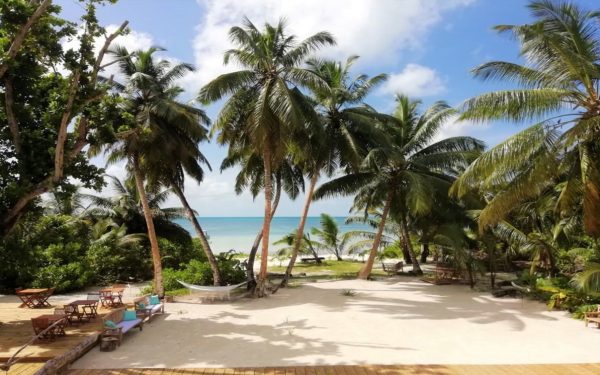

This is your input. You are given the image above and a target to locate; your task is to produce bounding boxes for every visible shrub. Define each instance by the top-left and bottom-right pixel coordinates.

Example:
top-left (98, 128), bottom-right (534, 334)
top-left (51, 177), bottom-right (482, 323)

top-left (87, 241), bottom-right (151, 285)
top-left (159, 237), bottom-right (196, 269)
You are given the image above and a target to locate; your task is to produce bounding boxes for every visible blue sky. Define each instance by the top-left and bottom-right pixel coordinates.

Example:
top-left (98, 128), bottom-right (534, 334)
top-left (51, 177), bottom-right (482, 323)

top-left (57, 0), bottom-right (596, 217)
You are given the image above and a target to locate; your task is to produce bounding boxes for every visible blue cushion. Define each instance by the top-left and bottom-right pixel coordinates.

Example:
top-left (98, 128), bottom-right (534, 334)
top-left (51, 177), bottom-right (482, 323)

top-left (104, 320), bottom-right (117, 329)
top-left (136, 302), bottom-right (145, 310)
top-left (149, 295), bottom-right (160, 305)
top-left (123, 310), bottom-right (137, 321)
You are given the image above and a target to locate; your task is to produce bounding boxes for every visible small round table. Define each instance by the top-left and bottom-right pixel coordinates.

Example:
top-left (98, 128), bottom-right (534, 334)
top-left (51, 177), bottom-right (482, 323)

top-left (100, 337), bottom-right (119, 352)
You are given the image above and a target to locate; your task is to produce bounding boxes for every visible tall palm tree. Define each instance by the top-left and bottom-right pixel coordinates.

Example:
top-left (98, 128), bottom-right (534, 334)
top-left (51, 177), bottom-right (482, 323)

top-left (92, 47), bottom-right (201, 296)
top-left (220, 146), bottom-right (304, 285)
top-left (453, 0), bottom-right (600, 237)
top-left (277, 56), bottom-right (388, 288)
top-left (129, 80), bottom-right (224, 286)
top-left (198, 18), bottom-right (335, 296)
top-left (315, 95), bottom-right (484, 278)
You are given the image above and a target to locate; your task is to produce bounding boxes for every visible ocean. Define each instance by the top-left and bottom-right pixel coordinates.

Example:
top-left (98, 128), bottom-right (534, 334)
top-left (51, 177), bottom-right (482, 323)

top-left (173, 216), bottom-right (370, 254)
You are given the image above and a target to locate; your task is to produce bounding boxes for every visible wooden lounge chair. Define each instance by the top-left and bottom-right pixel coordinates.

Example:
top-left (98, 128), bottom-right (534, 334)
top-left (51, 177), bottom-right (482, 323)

top-left (585, 305), bottom-right (600, 327)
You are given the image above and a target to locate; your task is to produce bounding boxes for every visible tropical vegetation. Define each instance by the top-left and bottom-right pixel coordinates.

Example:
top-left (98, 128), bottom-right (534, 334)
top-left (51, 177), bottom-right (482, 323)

top-left (2, 0), bottom-right (600, 317)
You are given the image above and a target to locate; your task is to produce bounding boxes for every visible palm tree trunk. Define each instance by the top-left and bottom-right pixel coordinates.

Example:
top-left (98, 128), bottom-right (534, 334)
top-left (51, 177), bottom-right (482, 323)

top-left (275, 173), bottom-right (319, 292)
top-left (246, 177), bottom-right (281, 284)
top-left (132, 155), bottom-right (164, 297)
top-left (256, 146), bottom-right (274, 297)
top-left (172, 184), bottom-right (222, 286)
top-left (358, 190), bottom-right (393, 280)
top-left (400, 217), bottom-right (422, 275)
top-left (420, 242), bottom-right (429, 263)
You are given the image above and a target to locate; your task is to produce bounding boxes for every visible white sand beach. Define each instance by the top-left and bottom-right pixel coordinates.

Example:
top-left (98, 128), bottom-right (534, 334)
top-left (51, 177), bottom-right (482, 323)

top-left (73, 278), bottom-right (600, 368)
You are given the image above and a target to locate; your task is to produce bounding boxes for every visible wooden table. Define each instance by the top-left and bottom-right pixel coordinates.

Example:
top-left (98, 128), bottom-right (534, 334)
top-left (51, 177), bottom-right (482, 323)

top-left (99, 288), bottom-right (124, 307)
top-left (69, 300), bottom-right (98, 319)
top-left (16, 288), bottom-right (54, 308)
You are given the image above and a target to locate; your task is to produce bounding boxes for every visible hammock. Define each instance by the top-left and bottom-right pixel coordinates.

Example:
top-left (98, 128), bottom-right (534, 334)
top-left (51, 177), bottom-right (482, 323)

top-left (177, 280), bottom-right (248, 301)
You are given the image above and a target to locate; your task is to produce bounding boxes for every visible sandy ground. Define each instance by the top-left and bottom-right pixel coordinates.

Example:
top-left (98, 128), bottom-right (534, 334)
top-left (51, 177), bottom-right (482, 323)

top-left (72, 278), bottom-right (600, 368)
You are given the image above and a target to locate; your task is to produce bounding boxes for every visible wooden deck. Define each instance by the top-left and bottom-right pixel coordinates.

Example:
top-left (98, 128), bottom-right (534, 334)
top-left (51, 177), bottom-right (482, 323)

top-left (2, 363), bottom-right (44, 375)
top-left (63, 364), bottom-right (600, 375)
top-left (0, 294), bottom-right (114, 362)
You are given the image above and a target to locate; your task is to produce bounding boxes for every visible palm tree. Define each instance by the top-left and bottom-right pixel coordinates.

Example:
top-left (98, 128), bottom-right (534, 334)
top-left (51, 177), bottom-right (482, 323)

top-left (92, 47), bottom-right (201, 296)
top-left (128, 79), bottom-right (223, 286)
top-left (273, 231), bottom-right (320, 263)
top-left (43, 185), bottom-right (87, 216)
top-left (85, 175), bottom-right (190, 244)
top-left (220, 144), bottom-right (305, 284)
top-left (198, 18), bottom-right (335, 296)
top-left (309, 214), bottom-right (349, 261)
top-left (315, 95), bottom-right (484, 278)
top-left (277, 56), bottom-right (388, 288)
top-left (453, 0), bottom-right (600, 237)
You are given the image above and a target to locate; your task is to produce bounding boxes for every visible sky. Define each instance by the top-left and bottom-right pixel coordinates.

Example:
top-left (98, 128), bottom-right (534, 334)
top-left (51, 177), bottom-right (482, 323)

top-left (56, 0), bottom-right (596, 217)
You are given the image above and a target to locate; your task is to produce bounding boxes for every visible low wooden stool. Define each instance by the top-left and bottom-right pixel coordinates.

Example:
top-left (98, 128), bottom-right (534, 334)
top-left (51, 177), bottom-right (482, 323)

top-left (100, 337), bottom-right (119, 352)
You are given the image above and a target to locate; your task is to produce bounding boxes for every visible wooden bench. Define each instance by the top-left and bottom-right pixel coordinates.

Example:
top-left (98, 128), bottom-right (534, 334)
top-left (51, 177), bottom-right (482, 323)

top-left (585, 305), bottom-right (600, 327)
top-left (101, 307), bottom-right (143, 346)
top-left (381, 261), bottom-right (404, 275)
top-left (133, 295), bottom-right (165, 321)
top-left (300, 257), bottom-right (325, 263)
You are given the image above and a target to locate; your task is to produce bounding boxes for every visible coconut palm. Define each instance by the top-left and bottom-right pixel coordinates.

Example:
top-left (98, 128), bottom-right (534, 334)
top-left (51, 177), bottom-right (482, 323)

top-left (220, 144), bottom-right (305, 284)
top-left (85, 175), bottom-right (190, 244)
top-left (315, 95), bottom-right (484, 278)
top-left (453, 0), bottom-right (600, 237)
top-left (277, 56), bottom-right (388, 289)
top-left (91, 46), bottom-right (201, 296)
top-left (198, 18), bottom-right (335, 296)
top-left (308, 214), bottom-right (350, 261)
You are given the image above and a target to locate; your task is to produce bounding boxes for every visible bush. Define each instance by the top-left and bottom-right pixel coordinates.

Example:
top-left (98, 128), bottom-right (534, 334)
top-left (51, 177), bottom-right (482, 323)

top-left (87, 241), bottom-right (152, 285)
top-left (159, 237), bottom-right (196, 269)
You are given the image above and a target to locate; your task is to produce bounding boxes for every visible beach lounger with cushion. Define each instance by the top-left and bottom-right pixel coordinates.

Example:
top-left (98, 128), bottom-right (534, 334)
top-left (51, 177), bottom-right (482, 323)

top-left (101, 307), bottom-right (143, 346)
top-left (133, 294), bottom-right (164, 321)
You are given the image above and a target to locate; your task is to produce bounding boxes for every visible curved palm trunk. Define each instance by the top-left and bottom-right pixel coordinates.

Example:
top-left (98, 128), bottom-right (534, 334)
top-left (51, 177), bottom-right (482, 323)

top-left (358, 190), bottom-right (393, 280)
top-left (256, 146), bottom-right (274, 297)
top-left (132, 156), bottom-right (164, 297)
top-left (246, 178), bottom-right (281, 284)
top-left (400, 217), bottom-right (422, 275)
top-left (172, 184), bottom-right (222, 286)
top-left (275, 173), bottom-right (319, 292)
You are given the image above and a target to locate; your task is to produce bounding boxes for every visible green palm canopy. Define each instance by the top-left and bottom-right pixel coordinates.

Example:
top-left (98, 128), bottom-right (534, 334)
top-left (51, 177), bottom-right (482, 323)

top-left (453, 0), bottom-right (600, 237)
top-left (315, 95), bottom-right (484, 278)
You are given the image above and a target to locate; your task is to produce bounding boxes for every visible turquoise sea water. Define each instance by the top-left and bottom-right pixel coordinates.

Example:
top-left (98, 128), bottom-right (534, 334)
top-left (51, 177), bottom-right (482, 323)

top-left (173, 216), bottom-right (369, 253)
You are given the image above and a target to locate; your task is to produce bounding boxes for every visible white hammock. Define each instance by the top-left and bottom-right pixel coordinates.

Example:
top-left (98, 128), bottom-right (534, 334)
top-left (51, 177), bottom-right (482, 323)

top-left (177, 280), bottom-right (247, 301)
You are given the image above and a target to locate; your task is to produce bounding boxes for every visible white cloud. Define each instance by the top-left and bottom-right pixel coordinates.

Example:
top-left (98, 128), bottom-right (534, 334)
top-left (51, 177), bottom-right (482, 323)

top-left (380, 64), bottom-right (446, 97)
top-left (188, 0), bottom-right (475, 91)
top-left (432, 115), bottom-right (489, 143)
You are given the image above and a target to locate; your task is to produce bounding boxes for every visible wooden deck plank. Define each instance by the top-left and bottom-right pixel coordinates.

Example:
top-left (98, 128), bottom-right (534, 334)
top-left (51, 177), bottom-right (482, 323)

top-left (68, 364), bottom-right (600, 375)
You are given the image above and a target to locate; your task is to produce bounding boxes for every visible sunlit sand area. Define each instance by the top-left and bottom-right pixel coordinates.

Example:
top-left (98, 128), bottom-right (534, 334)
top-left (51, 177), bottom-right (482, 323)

top-left (71, 279), bottom-right (600, 369)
